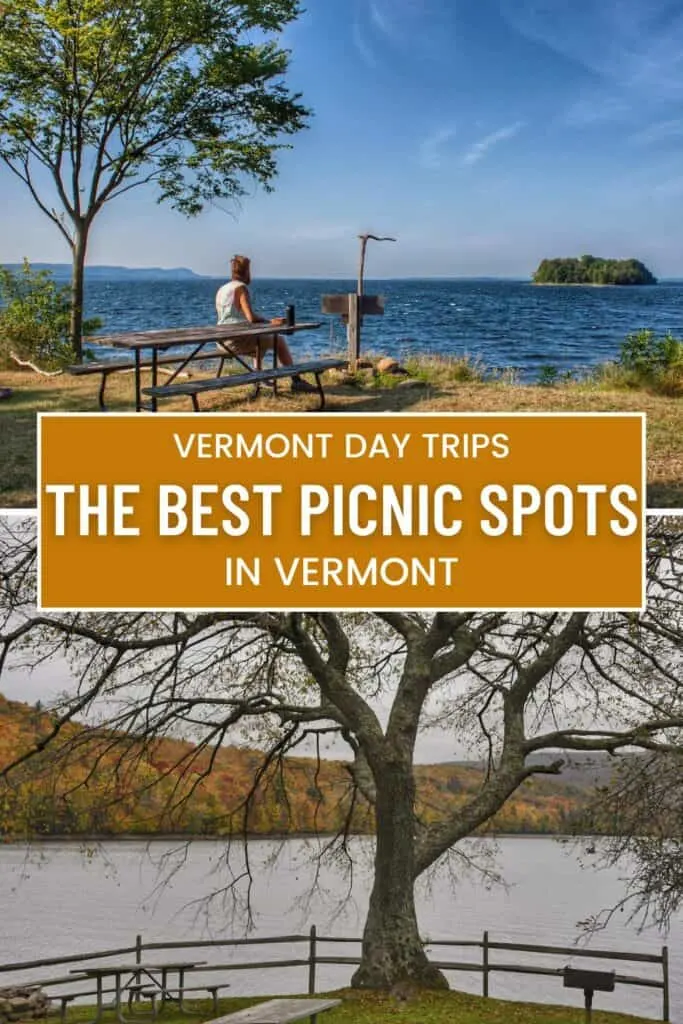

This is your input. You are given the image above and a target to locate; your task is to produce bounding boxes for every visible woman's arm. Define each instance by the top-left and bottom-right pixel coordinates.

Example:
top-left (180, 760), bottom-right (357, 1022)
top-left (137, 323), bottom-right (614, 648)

top-left (236, 285), bottom-right (267, 324)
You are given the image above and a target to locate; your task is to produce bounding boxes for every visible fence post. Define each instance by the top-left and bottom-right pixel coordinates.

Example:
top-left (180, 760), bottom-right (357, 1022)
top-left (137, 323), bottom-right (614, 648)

top-left (482, 931), bottom-right (489, 998)
top-left (662, 945), bottom-right (669, 1021)
top-left (134, 934), bottom-right (142, 1004)
top-left (308, 925), bottom-right (317, 995)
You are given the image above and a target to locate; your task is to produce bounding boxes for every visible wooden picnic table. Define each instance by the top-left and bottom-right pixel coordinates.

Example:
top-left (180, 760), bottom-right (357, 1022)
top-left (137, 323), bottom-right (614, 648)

top-left (207, 997), bottom-right (341, 1024)
top-left (69, 960), bottom-right (205, 1023)
top-left (84, 322), bottom-right (323, 412)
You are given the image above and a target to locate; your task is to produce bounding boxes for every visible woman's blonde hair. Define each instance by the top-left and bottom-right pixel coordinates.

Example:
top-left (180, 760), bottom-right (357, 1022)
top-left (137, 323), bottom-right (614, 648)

top-left (231, 254), bottom-right (251, 284)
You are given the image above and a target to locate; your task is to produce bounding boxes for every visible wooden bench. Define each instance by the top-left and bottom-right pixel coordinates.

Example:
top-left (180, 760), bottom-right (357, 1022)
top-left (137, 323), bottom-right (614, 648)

top-left (142, 358), bottom-right (347, 411)
top-left (68, 351), bottom-right (226, 410)
top-left (46, 986), bottom-right (119, 1023)
top-left (138, 982), bottom-right (231, 1015)
top-left (204, 996), bottom-right (341, 1024)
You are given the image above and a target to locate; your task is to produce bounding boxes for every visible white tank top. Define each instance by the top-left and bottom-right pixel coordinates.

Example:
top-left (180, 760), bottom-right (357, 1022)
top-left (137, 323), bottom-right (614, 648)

top-left (215, 280), bottom-right (248, 324)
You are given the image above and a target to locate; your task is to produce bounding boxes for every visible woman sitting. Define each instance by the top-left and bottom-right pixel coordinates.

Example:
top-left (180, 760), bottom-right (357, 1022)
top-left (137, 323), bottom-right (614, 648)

top-left (215, 254), bottom-right (316, 393)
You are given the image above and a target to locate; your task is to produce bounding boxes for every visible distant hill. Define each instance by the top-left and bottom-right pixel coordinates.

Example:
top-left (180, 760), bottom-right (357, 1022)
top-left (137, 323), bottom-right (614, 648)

top-left (0, 694), bottom-right (600, 840)
top-left (454, 752), bottom-right (619, 789)
top-left (532, 255), bottom-right (657, 286)
top-left (2, 263), bottom-right (203, 280)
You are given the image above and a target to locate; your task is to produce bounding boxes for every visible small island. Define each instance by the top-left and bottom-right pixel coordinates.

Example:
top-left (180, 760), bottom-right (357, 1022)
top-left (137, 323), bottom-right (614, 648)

top-left (532, 254), bottom-right (657, 286)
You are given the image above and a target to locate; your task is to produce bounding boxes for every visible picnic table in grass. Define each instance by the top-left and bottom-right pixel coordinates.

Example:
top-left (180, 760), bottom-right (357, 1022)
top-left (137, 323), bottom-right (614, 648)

top-left (68, 960), bottom-right (206, 1023)
top-left (71, 321), bottom-right (345, 411)
top-left (206, 997), bottom-right (341, 1024)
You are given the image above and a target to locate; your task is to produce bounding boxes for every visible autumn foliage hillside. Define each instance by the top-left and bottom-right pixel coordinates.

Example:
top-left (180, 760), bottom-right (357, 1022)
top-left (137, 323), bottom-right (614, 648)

top-left (0, 694), bottom-right (590, 839)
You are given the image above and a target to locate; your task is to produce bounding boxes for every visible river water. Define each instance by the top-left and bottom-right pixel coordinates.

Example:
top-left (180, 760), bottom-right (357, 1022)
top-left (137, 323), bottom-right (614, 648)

top-left (0, 837), bottom-right (678, 1021)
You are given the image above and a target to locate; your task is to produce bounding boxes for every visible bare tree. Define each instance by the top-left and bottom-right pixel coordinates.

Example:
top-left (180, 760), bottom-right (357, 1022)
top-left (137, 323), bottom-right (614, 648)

top-left (0, 518), bottom-right (682, 990)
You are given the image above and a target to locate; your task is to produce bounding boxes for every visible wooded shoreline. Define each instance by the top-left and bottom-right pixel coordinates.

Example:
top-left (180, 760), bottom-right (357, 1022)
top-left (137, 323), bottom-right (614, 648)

top-left (0, 831), bottom-right (606, 844)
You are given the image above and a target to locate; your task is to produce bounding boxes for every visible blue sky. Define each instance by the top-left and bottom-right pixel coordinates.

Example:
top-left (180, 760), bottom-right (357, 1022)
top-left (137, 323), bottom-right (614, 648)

top-left (4, 0), bottom-right (683, 277)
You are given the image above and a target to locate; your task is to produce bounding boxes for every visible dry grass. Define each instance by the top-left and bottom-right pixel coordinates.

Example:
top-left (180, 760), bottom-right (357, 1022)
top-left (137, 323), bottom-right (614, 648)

top-left (0, 363), bottom-right (681, 509)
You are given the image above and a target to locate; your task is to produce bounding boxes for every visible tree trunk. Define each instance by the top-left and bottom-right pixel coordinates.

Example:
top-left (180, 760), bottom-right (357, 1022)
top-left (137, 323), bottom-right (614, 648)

top-left (351, 762), bottom-right (448, 990)
top-left (70, 225), bottom-right (88, 362)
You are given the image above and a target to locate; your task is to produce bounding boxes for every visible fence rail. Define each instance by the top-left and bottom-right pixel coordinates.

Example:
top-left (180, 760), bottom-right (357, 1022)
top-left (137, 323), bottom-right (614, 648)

top-left (0, 929), bottom-right (670, 1022)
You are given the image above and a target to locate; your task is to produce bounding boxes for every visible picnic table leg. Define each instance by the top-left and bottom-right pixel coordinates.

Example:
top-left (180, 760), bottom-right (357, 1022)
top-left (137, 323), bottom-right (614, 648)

top-left (81, 973), bottom-right (109, 1024)
top-left (95, 975), bottom-right (105, 1024)
top-left (313, 372), bottom-right (326, 410)
top-left (134, 350), bottom-right (143, 413)
top-left (98, 370), bottom-right (109, 411)
top-left (177, 969), bottom-right (186, 1012)
top-left (162, 342), bottom-right (207, 387)
top-left (114, 972), bottom-right (127, 1024)
top-left (251, 341), bottom-right (263, 400)
top-left (150, 346), bottom-right (159, 413)
top-left (271, 336), bottom-right (278, 395)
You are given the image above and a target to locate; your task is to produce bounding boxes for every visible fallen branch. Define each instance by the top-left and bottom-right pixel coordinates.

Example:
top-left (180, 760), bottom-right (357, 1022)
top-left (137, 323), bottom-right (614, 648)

top-left (9, 353), bottom-right (193, 381)
top-left (10, 352), bottom-right (63, 377)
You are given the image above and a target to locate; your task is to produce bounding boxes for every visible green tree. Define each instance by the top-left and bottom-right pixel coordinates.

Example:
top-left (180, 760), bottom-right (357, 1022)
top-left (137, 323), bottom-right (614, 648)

top-left (0, 0), bottom-right (309, 359)
top-left (531, 256), bottom-right (656, 286)
top-left (0, 259), bottom-right (101, 368)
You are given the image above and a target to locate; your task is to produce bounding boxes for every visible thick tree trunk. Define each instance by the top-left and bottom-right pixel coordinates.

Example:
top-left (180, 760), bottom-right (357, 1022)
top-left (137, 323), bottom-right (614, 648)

top-left (70, 226), bottom-right (88, 361)
top-left (351, 762), bottom-right (448, 990)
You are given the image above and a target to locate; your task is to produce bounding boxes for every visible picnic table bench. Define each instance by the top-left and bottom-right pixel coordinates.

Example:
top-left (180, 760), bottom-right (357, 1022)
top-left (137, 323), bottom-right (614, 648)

top-left (143, 358), bottom-right (347, 411)
top-left (32, 974), bottom-right (119, 1024)
top-left (136, 980), bottom-right (231, 1015)
top-left (67, 350), bottom-right (226, 411)
top-left (205, 997), bottom-right (341, 1024)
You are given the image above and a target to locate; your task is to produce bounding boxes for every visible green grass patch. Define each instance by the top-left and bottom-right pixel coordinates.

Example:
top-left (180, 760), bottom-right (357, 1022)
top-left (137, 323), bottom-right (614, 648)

top-left (57, 988), bottom-right (655, 1024)
top-left (404, 354), bottom-right (488, 385)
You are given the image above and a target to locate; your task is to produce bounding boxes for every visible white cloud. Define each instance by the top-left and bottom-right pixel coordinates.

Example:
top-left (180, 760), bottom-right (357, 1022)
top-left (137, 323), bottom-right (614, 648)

top-left (630, 119), bottom-right (683, 145)
top-left (652, 176), bottom-right (683, 197)
top-left (418, 126), bottom-right (458, 170)
top-left (369, 1), bottom-right (395, 38)
top-left (351, 17), bottom-right (378, 68)
top-left (461, 121), bottom-right (525, 166)
top-left (500, 0), bottom-right (683, 122)
top-left (562, 95), bottom-right (632, 128)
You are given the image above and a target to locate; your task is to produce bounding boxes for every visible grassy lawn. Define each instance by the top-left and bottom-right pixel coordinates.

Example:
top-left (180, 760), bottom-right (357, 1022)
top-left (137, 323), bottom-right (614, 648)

top-left (55, 989), bottom-right (657, 1024)
top-left (1, 363), bottom-right (681, 509)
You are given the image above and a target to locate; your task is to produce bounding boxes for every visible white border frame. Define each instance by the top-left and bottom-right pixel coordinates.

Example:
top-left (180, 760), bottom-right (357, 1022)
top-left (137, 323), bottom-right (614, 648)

top-left (35, 409), bottom-right (647, 613)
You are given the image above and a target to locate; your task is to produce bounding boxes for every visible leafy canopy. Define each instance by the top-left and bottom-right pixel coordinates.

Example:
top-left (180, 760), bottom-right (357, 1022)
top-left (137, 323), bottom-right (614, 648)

top-left (532, 256), bottom-right (657, 286)
top-left (0, 259), bottom-right (101, 368)
top-left (0, 0), bottom-right (309, 237)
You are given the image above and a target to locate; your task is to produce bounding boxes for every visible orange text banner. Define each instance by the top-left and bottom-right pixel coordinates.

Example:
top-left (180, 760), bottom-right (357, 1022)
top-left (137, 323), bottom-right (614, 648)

top-left (38, 412), bottom-right (645, 611)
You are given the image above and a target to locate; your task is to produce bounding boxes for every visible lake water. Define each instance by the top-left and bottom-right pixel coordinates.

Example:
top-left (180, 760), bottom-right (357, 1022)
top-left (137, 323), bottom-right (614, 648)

top-left (79, 277), bottom-right (683, 380)
top-left (0, 837), bottom-right (678, 1021)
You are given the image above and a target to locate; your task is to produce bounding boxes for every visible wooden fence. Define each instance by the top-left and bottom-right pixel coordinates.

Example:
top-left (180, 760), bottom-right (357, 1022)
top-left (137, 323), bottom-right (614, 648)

top-left (0, 929), bottom-right (670, 1022)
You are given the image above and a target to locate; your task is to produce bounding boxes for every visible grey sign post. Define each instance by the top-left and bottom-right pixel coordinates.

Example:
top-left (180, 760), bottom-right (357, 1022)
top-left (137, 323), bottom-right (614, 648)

top-left (320, 293), bottom-right (386, 371)
top-left (321, 233), bottom-right (395, 372)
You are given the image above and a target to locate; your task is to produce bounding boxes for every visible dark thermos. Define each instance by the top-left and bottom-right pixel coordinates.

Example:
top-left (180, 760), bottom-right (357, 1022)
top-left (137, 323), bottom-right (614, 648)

top-left (285, 304), bottom-right (295, 327)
